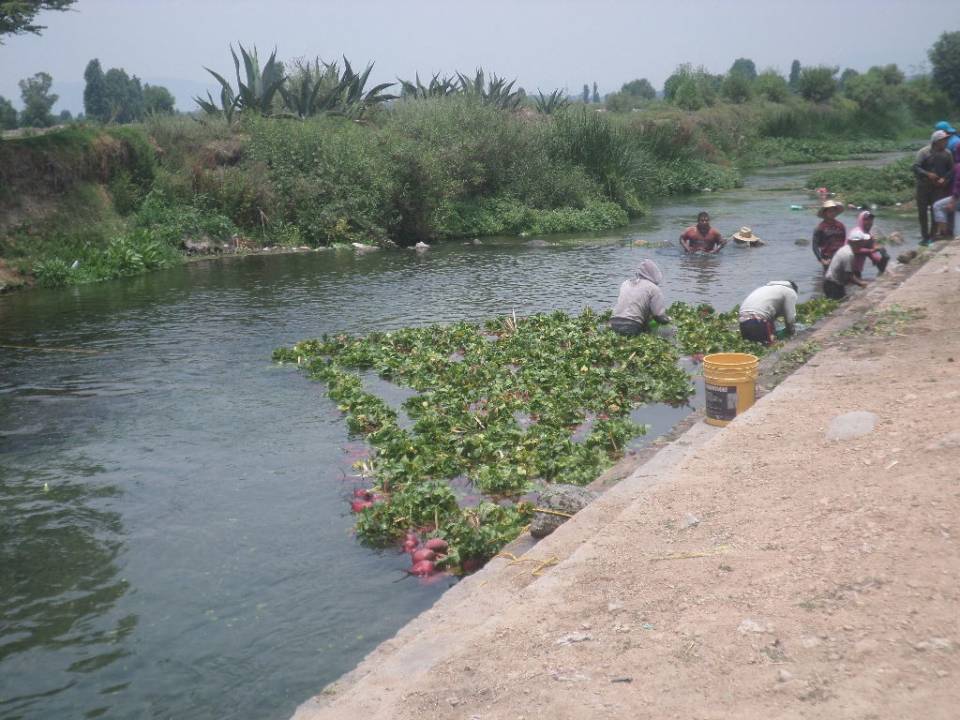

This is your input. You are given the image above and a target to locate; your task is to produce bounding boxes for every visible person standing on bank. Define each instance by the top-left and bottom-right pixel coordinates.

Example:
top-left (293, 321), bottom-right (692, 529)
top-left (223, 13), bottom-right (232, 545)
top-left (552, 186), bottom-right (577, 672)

top-left (679, 211), bottom-right (726, 253)
top-left (812, 200), bottom-right (847, 269)
top-left (913, 129), bottom-right (954, 246)
top-left (738, 281), bottom-right (798, 345)
top-left (823, 230), bottom-right (870, 299)
top-left (609, 259), bottom-right (671, 335)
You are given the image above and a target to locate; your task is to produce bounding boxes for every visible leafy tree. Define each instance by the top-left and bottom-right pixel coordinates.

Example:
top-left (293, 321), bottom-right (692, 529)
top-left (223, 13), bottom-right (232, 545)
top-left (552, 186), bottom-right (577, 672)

top-left (592, 81), bottom-right (600, 104)
top-left (674, 78), bottom-right (704, 110)
top-left (839, 68), bottom-right (859, 90)
top-left (797, 65), bottom-right (838, 103)
top-left (18, 71), bottom-right (56, 127)
top-left (620, 78), bottom-right (655, 100)
top-left (788, 59), bottom-right (801, 91)
top-left (721, 72), bottom-right (752, 103)
top-left (83, 58), bottom-right (110, 122)
top-left (930, 31), bottom-right (960, 106)
top-left (104, 67), bottom-right (144, 123)
top-left (143, 84), bottom-right (175, 114)
top-left (877, 63), bottom-right (904, 85)
top-left (755, 69), bottom-right (789, 102)
top-left (582, 83), bottom-right (590, 103)
top-left (57, 108), bottom-right (71, 122)
top-left (665, 64), bottom-right (717, 107)
top-left (0, 95), bottom-right (17, 128)
top-left (0, 0), bottom-right (75, 40)
top-left (728, 57), bottom-right (757, 81)
top-left (901, 74), bottom-right (952, 123)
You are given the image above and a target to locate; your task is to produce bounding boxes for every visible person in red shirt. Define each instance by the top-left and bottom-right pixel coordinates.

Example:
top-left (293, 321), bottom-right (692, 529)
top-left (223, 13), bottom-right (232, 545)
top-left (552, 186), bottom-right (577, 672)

top-left (812, 200), bottom-right (846, 269)
top-left (679, 211), bottom-right (726, 253)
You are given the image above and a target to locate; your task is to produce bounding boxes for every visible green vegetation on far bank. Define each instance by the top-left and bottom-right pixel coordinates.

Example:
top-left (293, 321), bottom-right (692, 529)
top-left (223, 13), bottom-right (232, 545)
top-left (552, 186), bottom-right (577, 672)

top-left (275, 299), bottom-right (839, 573)
top-left (0, 65), bottom-right (944, 291)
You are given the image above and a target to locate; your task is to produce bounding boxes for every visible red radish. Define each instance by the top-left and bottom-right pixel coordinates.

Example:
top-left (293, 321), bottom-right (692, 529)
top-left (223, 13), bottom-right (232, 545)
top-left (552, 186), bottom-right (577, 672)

top-left (412, 548), bottom-right (437, 563)
top-left (350, 499), bottom-right (373, 513)
top-left (352, 488), bottom-right (373, 500)
top-left (402, 539), bottom-right (418, 553)
top-left (405, 531), bottom-right (419, 543)
top-left (424, 538), bottom-right (448, 553)
top-left (410, 560), bottom-right (436, 576)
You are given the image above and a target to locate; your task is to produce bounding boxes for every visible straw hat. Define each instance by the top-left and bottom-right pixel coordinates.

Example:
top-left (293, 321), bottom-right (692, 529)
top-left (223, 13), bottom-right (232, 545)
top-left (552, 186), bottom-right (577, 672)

top-left (732, 227), bottom-right (764, 245)
top-left (817, 199), bottom-right (845, 218)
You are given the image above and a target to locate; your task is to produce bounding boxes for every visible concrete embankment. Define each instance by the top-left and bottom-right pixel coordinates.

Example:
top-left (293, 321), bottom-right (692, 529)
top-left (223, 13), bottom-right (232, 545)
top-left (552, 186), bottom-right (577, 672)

top-left (293, 243), bottom-right (960, 720)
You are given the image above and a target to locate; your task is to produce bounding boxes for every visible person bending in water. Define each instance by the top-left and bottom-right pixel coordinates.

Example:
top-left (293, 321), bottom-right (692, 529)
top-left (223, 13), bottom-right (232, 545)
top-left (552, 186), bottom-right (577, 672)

top-left (609, 259), bottom-right (671, 335)
top-left (823, 231), bottom-right (870, 299)
top-left (738, 280), bottom-right (798, 346)
top-left (850, 210), bottom-right (890, 277)
top-left (679, 212), bottom-right (726, 253)
top-left (812, 200), bottom-right (846, 269)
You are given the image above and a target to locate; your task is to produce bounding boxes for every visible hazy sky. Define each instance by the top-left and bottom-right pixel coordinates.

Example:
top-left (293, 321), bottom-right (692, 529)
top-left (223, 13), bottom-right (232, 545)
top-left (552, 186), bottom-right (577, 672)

top-left (1, 0), bottom-right (957, 113)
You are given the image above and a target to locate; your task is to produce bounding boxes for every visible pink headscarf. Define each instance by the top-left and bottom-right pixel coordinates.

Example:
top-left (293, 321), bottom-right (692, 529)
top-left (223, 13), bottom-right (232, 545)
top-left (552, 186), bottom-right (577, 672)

top-left (854, 210), bottom-right (874, 235)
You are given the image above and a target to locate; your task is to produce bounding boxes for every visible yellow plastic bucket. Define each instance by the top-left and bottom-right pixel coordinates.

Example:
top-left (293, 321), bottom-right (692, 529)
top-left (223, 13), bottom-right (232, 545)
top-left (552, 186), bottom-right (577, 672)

top-left (702, 352), bottom-right (759, 427)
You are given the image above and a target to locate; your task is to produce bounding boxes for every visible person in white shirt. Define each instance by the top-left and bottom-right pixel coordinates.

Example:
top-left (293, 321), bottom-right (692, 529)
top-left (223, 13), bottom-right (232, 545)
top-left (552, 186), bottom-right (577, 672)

top-left (823, 231), bottom-right (870, 299)
top-left (738, 280), bottom-right (798, 345)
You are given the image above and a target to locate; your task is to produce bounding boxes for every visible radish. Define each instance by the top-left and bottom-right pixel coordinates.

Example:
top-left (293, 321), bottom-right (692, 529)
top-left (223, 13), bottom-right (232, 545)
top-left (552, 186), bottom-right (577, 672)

top-left (410, 560), bottom-right (436, 576)
top-left (352, 488), bottom-right (373, 500)
top-left (402, 539), bottom-right (418, 553)
top-left (424, 538), bottom-right (448, 553)
top-left (350, 499), bottom-right (373, 513)
top-left (412, 548), bottom-right (437, 563)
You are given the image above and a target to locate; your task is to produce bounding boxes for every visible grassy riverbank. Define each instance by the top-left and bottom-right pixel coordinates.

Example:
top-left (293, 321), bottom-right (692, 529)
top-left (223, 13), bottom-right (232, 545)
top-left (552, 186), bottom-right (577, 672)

top-left (0, 94), bottom-right (930, 290)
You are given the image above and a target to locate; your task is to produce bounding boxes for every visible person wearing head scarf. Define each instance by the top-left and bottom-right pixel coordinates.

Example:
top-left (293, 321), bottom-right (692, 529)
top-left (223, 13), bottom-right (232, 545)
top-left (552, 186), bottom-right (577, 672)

top-left (850, 210), bottom-right (890, 277)
top-left (609, 259), bottom-right (671, 335)
top-left (738, 281), bottom-right (799, 345)
top-left (812, 200), bottom-right (847, 268)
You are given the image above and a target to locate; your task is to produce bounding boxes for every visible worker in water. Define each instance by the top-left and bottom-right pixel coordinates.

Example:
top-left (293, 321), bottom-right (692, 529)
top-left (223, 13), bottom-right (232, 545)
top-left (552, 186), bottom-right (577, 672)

top-left (679, 211), bottom-right (726, 253)
top-left (823, 230), bottom-right (870, 299)
top-left (609, 259), bottom-right (671, 335)
top-left (738, 281), bottom-right (799, 345)
top-left (812, 199), bottom-right (846, 268)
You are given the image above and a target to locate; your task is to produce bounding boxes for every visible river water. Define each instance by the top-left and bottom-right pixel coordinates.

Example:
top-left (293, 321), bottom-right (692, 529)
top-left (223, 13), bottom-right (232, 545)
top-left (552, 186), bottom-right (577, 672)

top-left (0, 155), bottom-right (916, 720)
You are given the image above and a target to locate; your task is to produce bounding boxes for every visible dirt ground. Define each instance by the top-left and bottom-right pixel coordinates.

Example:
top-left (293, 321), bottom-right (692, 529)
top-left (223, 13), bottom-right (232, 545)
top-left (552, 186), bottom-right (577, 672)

top-left (294, 243), bottom-right (960, 720)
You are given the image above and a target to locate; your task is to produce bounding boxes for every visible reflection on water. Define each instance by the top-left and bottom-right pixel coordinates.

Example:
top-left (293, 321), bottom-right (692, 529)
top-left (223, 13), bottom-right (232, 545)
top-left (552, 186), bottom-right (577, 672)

top-left (0, 155), bottom-right (917, 720)
top-left (0, 464), bottom-right (132, 719)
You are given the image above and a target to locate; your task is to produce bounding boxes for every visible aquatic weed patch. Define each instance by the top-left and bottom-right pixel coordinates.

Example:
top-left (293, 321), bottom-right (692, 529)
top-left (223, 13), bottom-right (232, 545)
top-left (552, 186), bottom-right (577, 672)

top-left (276, 300), bottom-right (839, 572)
top-left (275, 309), bottom-right (693, 571)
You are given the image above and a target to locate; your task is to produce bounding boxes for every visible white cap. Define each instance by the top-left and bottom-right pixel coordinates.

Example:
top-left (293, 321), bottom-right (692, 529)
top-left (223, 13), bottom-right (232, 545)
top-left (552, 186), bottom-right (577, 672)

top-left (931, 129), bottom-right (950, 143)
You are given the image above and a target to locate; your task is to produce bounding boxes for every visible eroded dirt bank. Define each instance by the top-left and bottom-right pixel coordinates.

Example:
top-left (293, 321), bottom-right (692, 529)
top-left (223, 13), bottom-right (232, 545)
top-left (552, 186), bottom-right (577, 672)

top-left (294, 243), bottom-right (960, 720)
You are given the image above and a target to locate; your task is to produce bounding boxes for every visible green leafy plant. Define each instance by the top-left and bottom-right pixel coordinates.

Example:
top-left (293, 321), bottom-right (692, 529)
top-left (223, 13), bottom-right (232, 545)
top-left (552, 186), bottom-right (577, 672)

top-left (200, 43), bottom-right (286, 117)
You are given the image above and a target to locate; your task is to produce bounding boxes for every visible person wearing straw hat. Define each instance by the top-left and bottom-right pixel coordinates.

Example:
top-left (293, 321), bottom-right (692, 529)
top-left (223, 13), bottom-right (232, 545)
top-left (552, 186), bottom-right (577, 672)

top-left (913, 129), bottom-right (954, 245)
top-left (731, 227), bottom-right (765, 247)
top-left (823, 230), bottom-right (870, 299)
top-left (609, 258), bottom-right (671, 336)
top-left (812, 199), bottom-right (847, 268)
top-left (738, 281), bottom-right (798, 345)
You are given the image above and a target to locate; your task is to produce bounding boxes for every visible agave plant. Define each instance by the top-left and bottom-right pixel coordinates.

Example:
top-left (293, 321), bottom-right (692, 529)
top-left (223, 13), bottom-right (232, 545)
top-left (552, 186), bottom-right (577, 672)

top-left (456, 69), bottom-right (525, 110)
top-left (280, 56), bottom-right (395, 119)
top-left (534, 89), bottom-right (569, 115)
top-left (194, 84), bottom-right (238, 123)
top-left (336, 58), bottom-right (396, 119)
top-left (280, 57), bottom-right (344, 119)
top-left (398, 72), bottom-right (459, 99)
top-left (201, 43), bottom-right (286, 117)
